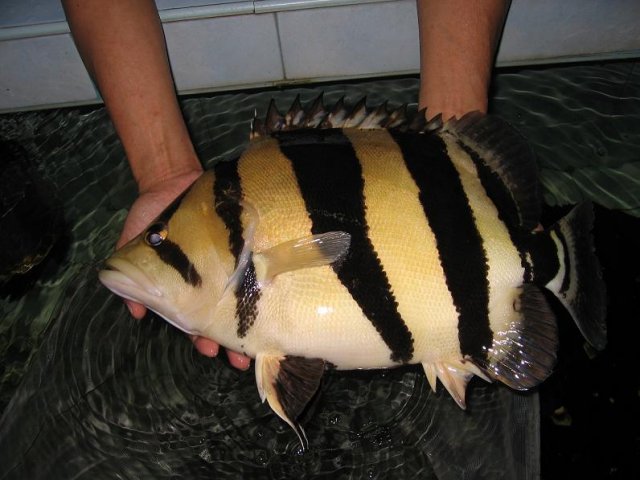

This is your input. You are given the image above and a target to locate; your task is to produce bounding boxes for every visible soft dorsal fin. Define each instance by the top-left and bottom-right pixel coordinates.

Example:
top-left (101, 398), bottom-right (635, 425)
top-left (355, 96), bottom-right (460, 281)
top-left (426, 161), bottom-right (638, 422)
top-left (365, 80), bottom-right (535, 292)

top-left (443, 113), bottom-right (542, 232)
top-left (255, 353), bottom-right (326, 450)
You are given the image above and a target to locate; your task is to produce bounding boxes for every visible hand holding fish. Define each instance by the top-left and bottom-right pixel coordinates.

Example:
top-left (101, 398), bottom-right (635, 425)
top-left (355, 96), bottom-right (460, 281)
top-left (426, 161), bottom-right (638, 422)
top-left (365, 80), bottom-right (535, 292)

top-left (66, 0), bottom-right (570, 449)
top-left (117, 168), bottom-right (251, 370)
top-left (62, 0), bottom-right (252, 368)
top-left (99, 98), bottom-right (607, 450)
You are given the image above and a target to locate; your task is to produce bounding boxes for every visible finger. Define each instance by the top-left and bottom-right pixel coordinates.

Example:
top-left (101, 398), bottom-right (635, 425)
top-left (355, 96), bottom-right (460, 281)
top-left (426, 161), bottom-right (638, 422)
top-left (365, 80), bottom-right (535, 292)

top-left (125, 299), bottom-right (147, 319)
top-left (191, 336), bottom-right (220, 358)
top-left (226, 350), bottom-right (251, 370)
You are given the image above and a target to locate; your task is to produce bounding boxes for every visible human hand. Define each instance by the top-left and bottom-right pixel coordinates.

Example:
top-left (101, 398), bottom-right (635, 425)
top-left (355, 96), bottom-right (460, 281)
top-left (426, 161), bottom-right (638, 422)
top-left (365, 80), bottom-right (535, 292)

top-left (116, 169), bottom-right (251, 370)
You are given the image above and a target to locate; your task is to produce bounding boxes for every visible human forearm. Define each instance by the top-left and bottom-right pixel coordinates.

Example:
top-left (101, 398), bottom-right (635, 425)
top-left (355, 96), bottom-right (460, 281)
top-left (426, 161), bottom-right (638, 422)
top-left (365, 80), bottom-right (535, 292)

top-left (62, 0), bottom-right (201, 194)
top-left (417, 0), bottom-right (510, 119)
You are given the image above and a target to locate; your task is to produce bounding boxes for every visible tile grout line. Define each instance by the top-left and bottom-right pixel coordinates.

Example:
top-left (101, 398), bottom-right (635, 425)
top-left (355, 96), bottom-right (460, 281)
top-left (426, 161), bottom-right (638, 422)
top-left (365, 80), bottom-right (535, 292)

top-left (272, 12), bottom-right (288, 81)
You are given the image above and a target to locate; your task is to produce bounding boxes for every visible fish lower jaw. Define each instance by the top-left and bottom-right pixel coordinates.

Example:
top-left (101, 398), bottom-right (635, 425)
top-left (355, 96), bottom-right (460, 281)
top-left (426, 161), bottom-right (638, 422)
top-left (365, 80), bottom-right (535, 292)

top-left (98, 268), bottom-right (161, 304)
top-left (99, 269), bottom-right (197, 336)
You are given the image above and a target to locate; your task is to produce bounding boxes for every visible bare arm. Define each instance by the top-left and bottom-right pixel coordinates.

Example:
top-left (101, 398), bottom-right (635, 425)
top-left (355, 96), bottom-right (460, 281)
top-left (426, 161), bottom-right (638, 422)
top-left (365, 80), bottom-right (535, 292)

top-left (62, 0), bottom-right (507, 368)
top-left (62, 0), bottom-right (249, 369)
top-left (62, 0), bottom-right (202, 199)
top-left (417, 0), bottom-right (510, 119)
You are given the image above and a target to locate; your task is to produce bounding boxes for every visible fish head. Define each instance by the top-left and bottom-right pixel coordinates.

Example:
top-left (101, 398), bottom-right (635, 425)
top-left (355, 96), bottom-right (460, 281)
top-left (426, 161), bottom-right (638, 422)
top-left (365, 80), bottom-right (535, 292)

top-left (98, 172), bottom-right (235, 335)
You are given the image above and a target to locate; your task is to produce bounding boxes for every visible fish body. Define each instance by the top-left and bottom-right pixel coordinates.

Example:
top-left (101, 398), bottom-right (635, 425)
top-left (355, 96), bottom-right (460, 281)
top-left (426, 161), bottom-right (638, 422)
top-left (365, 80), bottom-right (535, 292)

top-left (99, 97), bottom-right (606, 446)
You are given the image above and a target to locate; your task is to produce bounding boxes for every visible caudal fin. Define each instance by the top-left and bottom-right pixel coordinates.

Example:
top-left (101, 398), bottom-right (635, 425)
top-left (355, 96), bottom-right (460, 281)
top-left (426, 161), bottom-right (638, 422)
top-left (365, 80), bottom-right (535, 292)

top-left (547, 202), bottom-right (607, 349)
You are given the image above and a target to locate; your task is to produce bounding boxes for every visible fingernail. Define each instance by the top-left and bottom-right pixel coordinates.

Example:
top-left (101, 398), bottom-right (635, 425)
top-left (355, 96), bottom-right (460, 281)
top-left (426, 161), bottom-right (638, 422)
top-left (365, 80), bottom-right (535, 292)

top-left (204, 347), bottom-right (219, 357)
top-left (237, 358), bottom-right (251, 370)
top-left (199, 343), bottom-right (219, 358)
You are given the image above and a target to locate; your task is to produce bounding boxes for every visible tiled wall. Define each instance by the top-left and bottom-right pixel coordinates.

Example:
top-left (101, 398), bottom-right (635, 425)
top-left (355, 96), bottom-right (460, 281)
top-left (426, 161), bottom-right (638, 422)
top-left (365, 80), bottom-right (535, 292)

top-left (1, 0), bottom-right (639, 112)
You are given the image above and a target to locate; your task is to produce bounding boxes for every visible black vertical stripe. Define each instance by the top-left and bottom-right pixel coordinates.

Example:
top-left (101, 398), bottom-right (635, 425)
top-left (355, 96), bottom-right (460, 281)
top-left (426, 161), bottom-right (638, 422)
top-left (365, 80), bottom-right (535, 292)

top-left (389, 130), bottom-right (493, 361)
top-left (276, 129), bottom-right (414, 363)
top-left (525, 233), bottom-right (560, 286)
top-left (236, 260), bottom-right (261, 337)
top-left (457, 141), bottom-right (534, 282)
top-left (213, 160), bottom-right (261, 337)
top-left (154, 239), bottom-right (202, 287)
top-left (146, 186), bottom-right (202, 287)
top-left (157, 188), bottom-right (191, 225)
top-left (213, 161), bottom-right (244, 257)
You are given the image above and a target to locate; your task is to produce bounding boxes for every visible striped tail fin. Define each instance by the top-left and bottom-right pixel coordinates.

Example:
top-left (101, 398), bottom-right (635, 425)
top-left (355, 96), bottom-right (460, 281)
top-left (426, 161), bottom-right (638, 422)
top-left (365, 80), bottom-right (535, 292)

top-left (547, 202), bottom-right (607, 349)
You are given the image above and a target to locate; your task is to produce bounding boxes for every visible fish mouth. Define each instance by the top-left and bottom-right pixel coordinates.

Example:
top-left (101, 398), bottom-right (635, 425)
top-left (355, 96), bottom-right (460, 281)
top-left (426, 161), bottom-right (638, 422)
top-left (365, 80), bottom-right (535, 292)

top-left (98, 257), bottom-right (163, 306)
top-left (98, 258), bottom-right (197, 335)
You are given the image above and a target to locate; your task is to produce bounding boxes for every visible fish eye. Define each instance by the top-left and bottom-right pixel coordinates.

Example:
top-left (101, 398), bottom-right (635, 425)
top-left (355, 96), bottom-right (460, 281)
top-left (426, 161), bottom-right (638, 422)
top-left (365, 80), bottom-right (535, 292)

top-left (145, 222), bottom-right (168, 247)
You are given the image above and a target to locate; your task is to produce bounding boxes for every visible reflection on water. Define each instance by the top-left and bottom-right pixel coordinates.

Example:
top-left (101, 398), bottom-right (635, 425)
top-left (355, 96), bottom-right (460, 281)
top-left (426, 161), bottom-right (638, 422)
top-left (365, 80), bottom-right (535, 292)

top-left (0, 269), bottom-right (539, 478)
top-left (0, 62), bottom-right (638, 478)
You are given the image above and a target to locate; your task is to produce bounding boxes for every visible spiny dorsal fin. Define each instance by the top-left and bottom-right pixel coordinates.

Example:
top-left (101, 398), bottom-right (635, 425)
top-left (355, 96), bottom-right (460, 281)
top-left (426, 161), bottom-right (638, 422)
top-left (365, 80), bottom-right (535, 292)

top-left (303, 93), bottom-right (325, 128)
top-left (266, 99), bottom-right (285, 132)
top-left (251, 95), bottom-right (446, 138)
top-left (343, 96), bottom-right (368, 127)
top-left (320, 96), bottom-right (346, 129)
top-left (285, 95), bottom-right (304, 128)
top-left (442, 112), bottom-right (541, 232)
top-left (359, 101), bottom-right (389, 129)
top-left (385, 104), bottom-right (411, 129)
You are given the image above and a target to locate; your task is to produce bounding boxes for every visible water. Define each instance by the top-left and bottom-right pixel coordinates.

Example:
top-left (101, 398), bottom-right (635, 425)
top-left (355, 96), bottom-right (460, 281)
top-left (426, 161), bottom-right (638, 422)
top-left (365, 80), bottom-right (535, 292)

top-left (0, 62), bottom-right (638, 479)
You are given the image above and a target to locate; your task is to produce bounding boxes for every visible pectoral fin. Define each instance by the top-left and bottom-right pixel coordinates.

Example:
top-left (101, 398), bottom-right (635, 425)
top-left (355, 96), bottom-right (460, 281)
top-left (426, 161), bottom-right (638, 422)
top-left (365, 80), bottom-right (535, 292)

top-left (255, 353), bottom-right (325, 450)
top-left (253, 231), bottom-right (351, 286)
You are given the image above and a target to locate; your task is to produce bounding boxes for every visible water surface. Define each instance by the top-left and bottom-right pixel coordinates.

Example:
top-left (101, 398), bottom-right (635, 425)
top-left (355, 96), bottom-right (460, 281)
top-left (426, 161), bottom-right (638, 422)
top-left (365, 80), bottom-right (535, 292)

top-left (0, 62), bottom-right (638, 479)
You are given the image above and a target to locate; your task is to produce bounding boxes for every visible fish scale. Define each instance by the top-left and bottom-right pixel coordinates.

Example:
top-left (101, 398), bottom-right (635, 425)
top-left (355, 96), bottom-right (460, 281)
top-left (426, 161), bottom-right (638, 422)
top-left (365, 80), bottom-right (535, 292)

top-left (99, 96), bottom-right (607, 449)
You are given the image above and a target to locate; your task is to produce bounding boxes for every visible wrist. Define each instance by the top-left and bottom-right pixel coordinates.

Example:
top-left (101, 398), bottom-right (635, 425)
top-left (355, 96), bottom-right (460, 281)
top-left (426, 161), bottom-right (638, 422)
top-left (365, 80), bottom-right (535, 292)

top-left (420, 66), bottom-right (489, 120)
top-left (126, 128), bottom-right (203, 194)
top-left (136, 162), bottom-right (203, 196)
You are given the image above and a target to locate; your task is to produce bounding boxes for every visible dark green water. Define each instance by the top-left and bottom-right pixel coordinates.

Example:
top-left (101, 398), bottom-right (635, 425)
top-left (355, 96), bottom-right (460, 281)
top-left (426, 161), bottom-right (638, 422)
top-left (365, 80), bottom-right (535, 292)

top-left (0, 62), bottom-right (638, 479)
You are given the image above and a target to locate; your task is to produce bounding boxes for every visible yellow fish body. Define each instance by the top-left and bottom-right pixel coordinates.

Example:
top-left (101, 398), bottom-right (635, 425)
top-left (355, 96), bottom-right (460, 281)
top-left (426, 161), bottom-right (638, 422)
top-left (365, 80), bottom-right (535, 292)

top-left (99, 97), bottom-right (606, 447)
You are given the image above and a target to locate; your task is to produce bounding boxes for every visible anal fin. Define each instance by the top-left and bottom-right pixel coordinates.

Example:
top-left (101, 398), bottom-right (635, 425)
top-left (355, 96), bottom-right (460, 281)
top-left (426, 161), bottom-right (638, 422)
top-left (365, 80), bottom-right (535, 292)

top-left (422, 362), bottom-right (438, 393)
top-left (422, 360), bottom-right (490, 409)
top-left (255, 353), bottom-right (325, 450)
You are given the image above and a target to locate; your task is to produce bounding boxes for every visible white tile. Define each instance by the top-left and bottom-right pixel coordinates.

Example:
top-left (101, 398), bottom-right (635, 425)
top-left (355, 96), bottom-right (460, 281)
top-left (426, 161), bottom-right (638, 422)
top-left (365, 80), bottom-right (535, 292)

top-left (498, 0), bottom-right (640, 65)
top-left (157, 1), bottom-right (255, 22)
top-left (0, 35), bottom-right (97, 111)
top-left (0, 0), bottom-right (247, 29)
top-left (255, 0), bottom-right (390, 13)
top-left (277, 0), bottom-right (419, 81)
top-left (0, 0), bottom-right (66, 29)
top-left (156, 0), bottom-right (247, 9)
top-left (164, 13), bottom-right (285, 92)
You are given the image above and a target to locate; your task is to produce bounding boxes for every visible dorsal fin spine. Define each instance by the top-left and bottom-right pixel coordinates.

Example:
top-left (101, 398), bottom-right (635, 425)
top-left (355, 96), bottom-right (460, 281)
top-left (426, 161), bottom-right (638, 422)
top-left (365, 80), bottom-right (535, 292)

top-left (303, 93), bottom-right (325, 128)
top-left (256, 95), bottom-right (426, 136)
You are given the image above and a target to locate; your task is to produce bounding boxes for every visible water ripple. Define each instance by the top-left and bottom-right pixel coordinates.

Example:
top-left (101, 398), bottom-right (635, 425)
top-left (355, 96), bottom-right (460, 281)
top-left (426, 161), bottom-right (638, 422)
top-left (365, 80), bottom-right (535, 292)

top-left (1, 63), bottom-right (638, 478)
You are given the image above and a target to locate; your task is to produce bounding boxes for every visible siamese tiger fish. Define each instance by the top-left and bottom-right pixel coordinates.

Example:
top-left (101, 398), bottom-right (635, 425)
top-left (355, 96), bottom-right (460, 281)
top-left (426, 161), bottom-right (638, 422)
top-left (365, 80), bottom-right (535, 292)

top-left (99, 96), bottom-right (607, 448)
